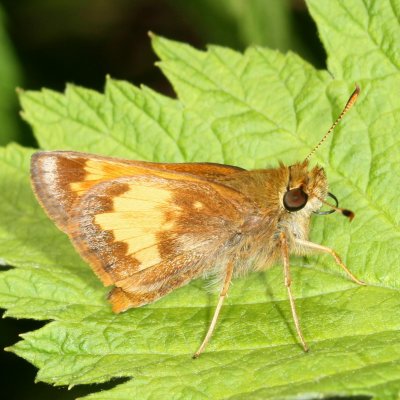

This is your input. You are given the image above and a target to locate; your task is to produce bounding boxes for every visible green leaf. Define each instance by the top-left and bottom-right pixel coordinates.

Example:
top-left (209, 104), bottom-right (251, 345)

top-left (1, 0), bottom-right (400, 399)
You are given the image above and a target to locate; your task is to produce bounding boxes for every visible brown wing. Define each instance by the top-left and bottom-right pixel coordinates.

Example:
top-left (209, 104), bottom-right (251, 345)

top-left (30, 151), bottom-right (244, 231)
top-left (67, 175), bottom-right (255, 312)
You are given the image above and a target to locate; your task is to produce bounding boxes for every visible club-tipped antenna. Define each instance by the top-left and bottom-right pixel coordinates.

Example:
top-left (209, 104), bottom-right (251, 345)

top-left (304, 85), bottom-right (360, 162)
top-left (315, 193), bottom-right (355, 221)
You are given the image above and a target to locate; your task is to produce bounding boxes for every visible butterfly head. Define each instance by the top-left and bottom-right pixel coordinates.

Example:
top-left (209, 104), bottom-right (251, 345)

top-left (282, 161), bottom-right (328, 215)
top-left (282, 161), bottom-right (353, 220)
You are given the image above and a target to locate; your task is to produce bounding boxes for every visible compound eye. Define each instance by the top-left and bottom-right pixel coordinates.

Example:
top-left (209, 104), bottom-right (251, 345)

top-left (283, 188), bottom-right (308, 212)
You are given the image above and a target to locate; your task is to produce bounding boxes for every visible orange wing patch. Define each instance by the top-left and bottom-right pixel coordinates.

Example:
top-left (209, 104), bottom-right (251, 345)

top-left (93, 184), bottom-right (178, 271)
top-left (66, 174), bottom-right (252, 309)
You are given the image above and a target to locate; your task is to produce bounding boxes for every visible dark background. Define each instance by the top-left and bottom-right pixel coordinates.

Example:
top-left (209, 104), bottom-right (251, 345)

top-left (0, 1), bottom-right (326, 398)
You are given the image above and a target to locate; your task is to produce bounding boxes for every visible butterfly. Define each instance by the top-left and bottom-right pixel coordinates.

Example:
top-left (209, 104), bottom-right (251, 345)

top-left (30, 85), bottom-right (364, 357)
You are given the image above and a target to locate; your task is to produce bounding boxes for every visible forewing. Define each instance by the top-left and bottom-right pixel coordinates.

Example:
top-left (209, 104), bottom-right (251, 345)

top-left (30, 151), bottom-right (244, 231)
top-left (67, 175), bottom-right (254, 310)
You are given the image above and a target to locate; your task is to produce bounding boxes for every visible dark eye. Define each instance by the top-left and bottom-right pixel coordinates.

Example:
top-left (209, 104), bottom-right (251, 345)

top-left (283, 188), bottom-right (308, 212)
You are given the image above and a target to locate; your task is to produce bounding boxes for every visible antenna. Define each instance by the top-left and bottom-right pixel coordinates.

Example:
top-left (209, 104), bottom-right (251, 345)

top-left (304, 85), bottom-right (360, 162)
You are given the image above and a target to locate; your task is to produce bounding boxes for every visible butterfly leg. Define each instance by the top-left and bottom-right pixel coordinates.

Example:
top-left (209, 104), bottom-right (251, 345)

top-left (280, 232), bottom-right (309, 352)
top-left (193, 260), bottom-right (234, 359)
top-left (295, 239), bottom-right (365, 285)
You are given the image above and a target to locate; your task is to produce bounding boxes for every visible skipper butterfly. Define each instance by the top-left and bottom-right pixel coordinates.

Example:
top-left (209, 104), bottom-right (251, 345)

top-left (30, 86), bottom-right (364, 357)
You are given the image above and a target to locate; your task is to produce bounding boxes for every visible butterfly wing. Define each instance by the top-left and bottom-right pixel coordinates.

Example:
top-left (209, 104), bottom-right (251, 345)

top-left (30, 151), bottom-right (254, 312)
top-left (70, 175), bottom-right (255, 312)
top-left (31, 151), bottom-right (244, 231)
